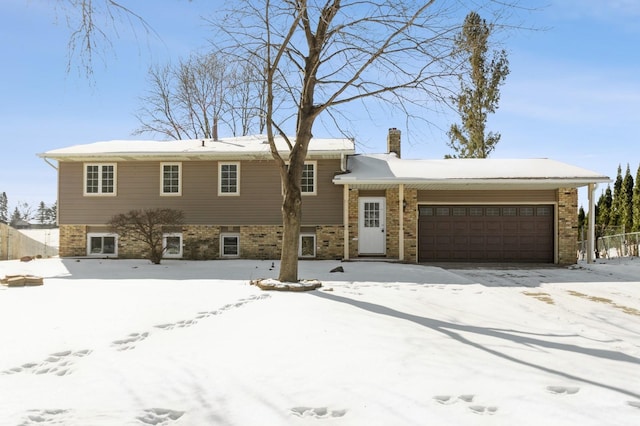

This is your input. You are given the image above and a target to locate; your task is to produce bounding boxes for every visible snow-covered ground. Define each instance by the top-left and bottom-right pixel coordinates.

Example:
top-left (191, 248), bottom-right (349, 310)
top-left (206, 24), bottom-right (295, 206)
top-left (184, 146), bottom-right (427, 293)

top-left (1, 257), bottom-right (639, 425)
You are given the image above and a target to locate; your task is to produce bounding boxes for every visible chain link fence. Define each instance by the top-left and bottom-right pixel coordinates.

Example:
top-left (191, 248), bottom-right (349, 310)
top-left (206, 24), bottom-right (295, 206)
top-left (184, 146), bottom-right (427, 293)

top-left (578, 231), bottom-right (640, 260)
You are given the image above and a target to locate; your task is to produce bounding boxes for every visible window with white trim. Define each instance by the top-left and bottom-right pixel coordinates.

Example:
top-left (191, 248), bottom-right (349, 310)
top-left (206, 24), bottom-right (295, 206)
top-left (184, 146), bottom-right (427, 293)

top-left (220, 233), bottom-right (240, 257)
top-left (84, 163), bottom-right (116, 195)
top-left (87, 233), bottom-right (117, 256)
top-left (284, 161), bottom-right (317, 195)
top-left (219, 162), bottom-right (240, 195)
top-left (163, 233), bottom-right (183, 258)
top-left (161, 162), bottom-right (182, 196)
top-left (299, 233), bottom-right (316, 258)
top-left (301, 161), bottom-right (316, 195)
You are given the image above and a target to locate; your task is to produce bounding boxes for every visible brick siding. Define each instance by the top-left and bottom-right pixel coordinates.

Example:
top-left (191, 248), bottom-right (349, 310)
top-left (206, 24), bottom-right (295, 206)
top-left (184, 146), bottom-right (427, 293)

top-left (557, 187), bottom-right (578, 264)
top-left (59, 224), bottom-right (342, 260)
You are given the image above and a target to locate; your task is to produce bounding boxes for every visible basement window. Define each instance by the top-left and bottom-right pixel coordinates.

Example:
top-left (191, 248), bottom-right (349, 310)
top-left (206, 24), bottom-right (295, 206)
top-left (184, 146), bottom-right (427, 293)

top-left (87, 233), bottom-right (117, 256)
top-left (163, 233), bottom-right (183, 258)
top-left (220, 233), bottom-right (240, 257)
top-left (299, 234), bottom-right (316, 258)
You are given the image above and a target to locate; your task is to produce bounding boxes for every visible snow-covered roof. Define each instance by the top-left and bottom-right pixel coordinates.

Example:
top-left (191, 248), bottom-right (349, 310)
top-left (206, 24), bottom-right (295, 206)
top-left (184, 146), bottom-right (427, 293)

top-left (333, 154), bottom-right (610, 190)
top-left (38, 135), bottom-right (355, 161)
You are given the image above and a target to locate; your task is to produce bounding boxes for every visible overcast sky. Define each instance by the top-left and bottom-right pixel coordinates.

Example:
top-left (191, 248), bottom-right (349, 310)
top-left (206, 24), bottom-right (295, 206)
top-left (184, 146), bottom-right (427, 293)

top-left (1, 0), bottom-right (639, 211)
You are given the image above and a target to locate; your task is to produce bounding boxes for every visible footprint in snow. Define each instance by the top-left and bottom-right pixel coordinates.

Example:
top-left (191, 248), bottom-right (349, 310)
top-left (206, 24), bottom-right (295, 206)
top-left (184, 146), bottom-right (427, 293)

top-left (469, 405), bottom-right (498, 415)
top-left (152, 294), bottom-right (271, 332)
top-left (433, 395), bottom-right (498, 415)
top-left (18, 409), bottom-right (70, 425)
top-left (111, 332), bottom-right (149, 351)
top-left (546, 386), bottom-right (580, 395)
top-left (290, 407), bottom-right (347, 418)
top-left (136, 408), bottom-right (184, 425)
top-left (433, 394), bottom-right (475, 405)
top-left (2, 349), bottom-right (91, 377)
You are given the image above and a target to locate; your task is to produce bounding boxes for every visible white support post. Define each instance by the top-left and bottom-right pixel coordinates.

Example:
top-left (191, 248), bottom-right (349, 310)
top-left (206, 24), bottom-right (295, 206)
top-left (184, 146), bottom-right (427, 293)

top-left (587, 183), bottom-right (596, 263)
top-left (343, 184), bottom-right (350, 260)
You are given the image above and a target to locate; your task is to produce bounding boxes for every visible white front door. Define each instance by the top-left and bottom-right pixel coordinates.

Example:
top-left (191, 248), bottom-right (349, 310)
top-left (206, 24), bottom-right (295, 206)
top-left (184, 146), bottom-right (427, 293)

top-left (359, 197), bottom-right (386, 255)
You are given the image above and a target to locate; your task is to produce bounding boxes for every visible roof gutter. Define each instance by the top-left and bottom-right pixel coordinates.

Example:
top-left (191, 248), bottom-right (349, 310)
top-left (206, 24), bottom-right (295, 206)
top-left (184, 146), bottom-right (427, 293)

top-left (332, 177), bottom-right (612, 187)
top-left (38, 149), bottom-right (355, 162)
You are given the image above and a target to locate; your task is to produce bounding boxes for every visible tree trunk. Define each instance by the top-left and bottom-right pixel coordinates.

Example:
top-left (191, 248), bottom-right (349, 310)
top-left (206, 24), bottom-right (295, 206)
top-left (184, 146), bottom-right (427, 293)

top-left (278, 189), bottom-right (302, 282)
top-left (277, 120), bottom-right (313, 283)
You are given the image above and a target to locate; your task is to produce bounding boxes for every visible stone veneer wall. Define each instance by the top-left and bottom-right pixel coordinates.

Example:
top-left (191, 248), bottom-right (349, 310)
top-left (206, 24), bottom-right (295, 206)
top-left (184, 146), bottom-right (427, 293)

top-left (59, 224), bottom-right (343, 260)
top-left (557, 187), bottom-right (578, 264)
top-left (59, 225), bottom-right (88, 257)
top-left (385, 188), bottom-right (400, 259)
top-left (403, 188), bottom-right (418, 263)
top-left (348, 188), bottom-right (360, 259)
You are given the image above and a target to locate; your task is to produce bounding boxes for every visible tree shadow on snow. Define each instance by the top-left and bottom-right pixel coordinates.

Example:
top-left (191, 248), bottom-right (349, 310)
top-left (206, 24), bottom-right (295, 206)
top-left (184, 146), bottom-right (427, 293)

top-left (312, 290), bottom-right (640, 400)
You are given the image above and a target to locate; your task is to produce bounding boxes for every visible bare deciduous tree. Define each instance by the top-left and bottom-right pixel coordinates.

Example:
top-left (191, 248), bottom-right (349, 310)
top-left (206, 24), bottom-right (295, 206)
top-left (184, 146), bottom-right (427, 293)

top-left (108, 208), bottom-right (184, 264)
top-left (56, 0), bottom-right (152, 76)
top-left (135, 53), bottom-right (266, 139)
top-left (62, 0), bottom-right (525, 282)
top-left (220, 0), bottom-right (486, 282)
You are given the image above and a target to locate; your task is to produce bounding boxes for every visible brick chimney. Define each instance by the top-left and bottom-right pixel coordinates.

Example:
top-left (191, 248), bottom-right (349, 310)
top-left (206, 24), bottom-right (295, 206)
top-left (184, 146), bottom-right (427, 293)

top-left (387, 128), bottom-right (401, 158)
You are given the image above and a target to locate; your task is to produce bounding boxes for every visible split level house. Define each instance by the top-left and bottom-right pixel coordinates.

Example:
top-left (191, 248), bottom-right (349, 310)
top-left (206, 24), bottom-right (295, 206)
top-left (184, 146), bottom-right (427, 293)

top-left (38, 129), bottom-right (610, 264)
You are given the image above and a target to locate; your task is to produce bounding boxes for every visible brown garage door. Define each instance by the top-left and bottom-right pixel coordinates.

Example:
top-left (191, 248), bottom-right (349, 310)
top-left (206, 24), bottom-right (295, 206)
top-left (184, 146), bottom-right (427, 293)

top-left (418, 205), bottom-right (554, 263)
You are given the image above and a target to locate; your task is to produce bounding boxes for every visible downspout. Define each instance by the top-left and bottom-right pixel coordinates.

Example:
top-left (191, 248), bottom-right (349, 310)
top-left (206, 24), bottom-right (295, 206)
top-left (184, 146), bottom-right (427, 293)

top-left (41, 157), bottom-right (60, 228)
top-left (343, 184), bottom-right (350, 260)
top-left (399, 184), bottom-right (404, 261)
top-left (587, 183), bottom-right (597, 263)
top-left (42, 157), bottom-right (58, 171)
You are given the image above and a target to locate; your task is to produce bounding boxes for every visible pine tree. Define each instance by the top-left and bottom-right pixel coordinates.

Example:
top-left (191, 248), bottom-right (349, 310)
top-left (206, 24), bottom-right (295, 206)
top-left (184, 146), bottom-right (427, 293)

top-left (0, 192), bottom-right (7, 224)
top-left (577, 205), bottom-right (586, 239)
top-left (447, 11), bottom-right (509, 158)
top-left (47, 201), bottom-right (58, 225)
top-left (633, 164), bottom-right (640, 232)
top-left (9, 207), bottom-right (21, 227)
top-left (610, 165), bottom-right (623, 228)
top-left (37, 201), bottom-right (48, 225)
top-left (621, 164), bottom-right (634, 233)
top-left (596, 185), bottom-right (613, 236)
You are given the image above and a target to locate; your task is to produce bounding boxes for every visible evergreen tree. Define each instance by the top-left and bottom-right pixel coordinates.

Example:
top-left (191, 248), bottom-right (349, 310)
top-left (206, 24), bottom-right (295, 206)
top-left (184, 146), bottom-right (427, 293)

top-left (0, 192), bottom-right (7, 224)
top-left (577, 205), bottom-right (586, 239)
top-left (596, 185), bottom-right (613, 236)
top-left (621, 164), bottom-right (634, 233)
top-left (610, 165), bottom-right (623, 228)
top-left (37, 201), bottom-right (48, 225)
top-left (9, 207), bottom-right (21, 227)
top-left (48, 201), bottom-right (58, 225)
top-left (447, 11), bottom-right (509, 158)
top-left (633, 164), bottom-right (640, 232)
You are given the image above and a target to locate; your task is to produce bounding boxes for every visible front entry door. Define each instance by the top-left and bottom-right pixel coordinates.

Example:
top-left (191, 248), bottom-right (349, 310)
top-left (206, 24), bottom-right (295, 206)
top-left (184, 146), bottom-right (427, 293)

top-left (359, 197), bottom-right (386, 255)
